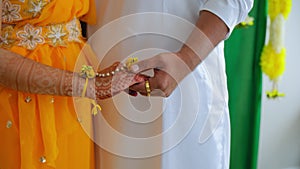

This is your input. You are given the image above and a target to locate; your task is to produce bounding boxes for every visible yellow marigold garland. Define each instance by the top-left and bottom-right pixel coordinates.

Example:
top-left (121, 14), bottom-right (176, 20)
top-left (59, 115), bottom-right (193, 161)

top-left (260, 44), bottom-right (286, 81)
top-left (260, 0), bottom-right (292, 99)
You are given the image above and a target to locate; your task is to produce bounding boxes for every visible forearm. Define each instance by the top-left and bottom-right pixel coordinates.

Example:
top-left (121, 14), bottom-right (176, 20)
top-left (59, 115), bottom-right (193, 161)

top-left (0, 48), bottom-right (86, 97)
top-left (0, 48), bottom-right (145, 100)
top-left (178, 10), bottom-right (229, 70)
top-left (0, 0), bottom-right (2, 34)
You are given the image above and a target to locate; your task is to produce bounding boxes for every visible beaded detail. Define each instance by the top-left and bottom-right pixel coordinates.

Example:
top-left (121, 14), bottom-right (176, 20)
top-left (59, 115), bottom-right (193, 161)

top-left (1, 0), bottom-right (51, 23)
top-left (95, 66), bottom-right (127, 78)
top-left (0, 18), bottom-right (83, 50)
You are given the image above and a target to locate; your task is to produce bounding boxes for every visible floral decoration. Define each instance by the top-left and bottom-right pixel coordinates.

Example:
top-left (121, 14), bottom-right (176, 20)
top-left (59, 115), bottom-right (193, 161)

top-left (16, 23), bottom-right (45, 50)
top-left (260, 0), bottom-right (292, 99)
top-left (2, 0), bottom-right (22, 22)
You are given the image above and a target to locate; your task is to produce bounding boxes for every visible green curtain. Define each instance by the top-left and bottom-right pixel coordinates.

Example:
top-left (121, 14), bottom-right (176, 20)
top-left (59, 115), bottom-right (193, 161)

top-left (224, 0), bottom-right (267, 169)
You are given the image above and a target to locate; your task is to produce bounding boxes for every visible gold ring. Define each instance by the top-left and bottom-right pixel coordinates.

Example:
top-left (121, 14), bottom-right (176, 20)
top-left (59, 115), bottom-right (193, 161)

top-left (145, 80), bottom-right (151, 96)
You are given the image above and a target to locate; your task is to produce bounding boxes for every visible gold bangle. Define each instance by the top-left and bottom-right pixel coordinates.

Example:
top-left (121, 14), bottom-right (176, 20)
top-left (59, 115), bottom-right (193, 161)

top-left (145, 80), bottom-right (151, 96)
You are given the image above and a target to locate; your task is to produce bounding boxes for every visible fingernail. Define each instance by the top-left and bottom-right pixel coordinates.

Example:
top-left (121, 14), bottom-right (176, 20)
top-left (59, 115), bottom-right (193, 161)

top-left (134, 75), bottom-right (144, 82)
top-left (130, 65), bottom-right (139, 72)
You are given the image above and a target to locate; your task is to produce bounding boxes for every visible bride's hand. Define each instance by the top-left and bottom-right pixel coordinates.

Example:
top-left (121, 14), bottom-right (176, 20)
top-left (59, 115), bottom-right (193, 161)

top-left (86, 62), bottom-right (146, 101)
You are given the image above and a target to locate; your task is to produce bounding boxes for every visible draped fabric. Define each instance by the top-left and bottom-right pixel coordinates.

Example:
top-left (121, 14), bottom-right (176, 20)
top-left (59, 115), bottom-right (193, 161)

top-left (88, 1), bottom-right (252, 169)
top-left (0, 1), bottom-right (96, 169)
top-left (224, 0), bottom-right (267, 168)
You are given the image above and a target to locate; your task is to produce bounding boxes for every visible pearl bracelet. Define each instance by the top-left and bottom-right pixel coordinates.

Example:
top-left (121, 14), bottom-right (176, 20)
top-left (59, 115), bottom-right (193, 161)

top-left (95, 65), bottom-right (127, 78)
top-left (95, 57), bottom-right (138, 78)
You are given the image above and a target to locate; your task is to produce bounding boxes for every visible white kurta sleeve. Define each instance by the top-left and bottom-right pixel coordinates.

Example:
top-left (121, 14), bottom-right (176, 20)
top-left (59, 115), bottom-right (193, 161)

top-left (201, 0), bottom-right (253, 37)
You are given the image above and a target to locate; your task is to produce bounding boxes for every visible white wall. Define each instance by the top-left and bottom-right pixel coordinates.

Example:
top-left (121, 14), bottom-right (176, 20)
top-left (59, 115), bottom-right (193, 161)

top-left (258, 1), bottom-right (300, 169)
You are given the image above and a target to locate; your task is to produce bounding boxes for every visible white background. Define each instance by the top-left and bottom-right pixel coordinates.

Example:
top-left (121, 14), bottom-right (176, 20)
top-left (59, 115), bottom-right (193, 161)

top-left (258, 0), bottom-right (300, 169)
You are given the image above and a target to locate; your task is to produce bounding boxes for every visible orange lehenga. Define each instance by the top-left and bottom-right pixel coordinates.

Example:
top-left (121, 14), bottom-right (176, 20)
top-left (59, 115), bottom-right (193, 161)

top-left (0, 0), bottom-right (96, 168)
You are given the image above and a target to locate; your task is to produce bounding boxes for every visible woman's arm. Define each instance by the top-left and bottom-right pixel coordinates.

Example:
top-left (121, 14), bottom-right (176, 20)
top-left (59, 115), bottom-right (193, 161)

top-left (0, 48), bottom-right (79, 96)
top-left (0, 0), bottom-right (2, 34)
top-left (0, 48), bottom-right (144, 100)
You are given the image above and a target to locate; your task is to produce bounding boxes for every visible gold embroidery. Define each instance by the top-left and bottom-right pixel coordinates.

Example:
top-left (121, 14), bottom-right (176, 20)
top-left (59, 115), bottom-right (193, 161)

top-left (0, 26), bottom-right (15, 48)
top-left (46, 24), bottom-right (67, 46)
top-left (17, 24), bottom-right (45, 50)
top-left (28, 0), bottom-right (49, 17)
top-left (3, 19), bottom-right (82, 50)
top-left (2, 0), bottom-right (22, 22)
top-left (66, 18), bottom-right (82, 42)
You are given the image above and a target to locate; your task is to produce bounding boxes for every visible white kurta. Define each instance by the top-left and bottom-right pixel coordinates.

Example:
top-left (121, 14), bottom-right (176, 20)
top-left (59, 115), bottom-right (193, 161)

top-left (88, 1), bottom-right (253, 169)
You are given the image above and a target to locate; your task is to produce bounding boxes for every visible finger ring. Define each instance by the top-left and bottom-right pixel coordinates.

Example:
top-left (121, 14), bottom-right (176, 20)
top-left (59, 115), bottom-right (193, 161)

top-left (145, 80), bottom-right (151, 96)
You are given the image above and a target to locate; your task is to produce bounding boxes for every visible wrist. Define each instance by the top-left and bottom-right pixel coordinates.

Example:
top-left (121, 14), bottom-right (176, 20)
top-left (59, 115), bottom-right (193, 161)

top-left (85, 78), bottom-right (96, 99)
top-left (75, 66), bottom-right (102, 115)
top-left (70, 73), bottom-right (87, 97)
top-left (177, 45), bottom-right (202, 71)
top-left (66, 72), bottom-right (95, 99)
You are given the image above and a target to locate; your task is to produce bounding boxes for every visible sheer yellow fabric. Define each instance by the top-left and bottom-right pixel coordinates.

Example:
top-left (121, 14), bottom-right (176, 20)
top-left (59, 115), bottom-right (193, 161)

top-left (0, 0), bottom-right (96, 169)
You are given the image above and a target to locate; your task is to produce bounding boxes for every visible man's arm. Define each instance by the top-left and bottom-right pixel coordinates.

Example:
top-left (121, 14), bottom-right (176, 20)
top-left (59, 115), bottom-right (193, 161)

top-left (129, 10), bottom-right (228, 97)
top-left (178, 10), bottom-right (229, 71)
top-left (130, 0), bottom-right (253, 97)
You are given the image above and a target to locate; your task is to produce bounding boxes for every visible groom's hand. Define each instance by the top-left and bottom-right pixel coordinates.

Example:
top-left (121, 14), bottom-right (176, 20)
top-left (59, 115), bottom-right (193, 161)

top-left (129, 52), bottom-right (194, 97)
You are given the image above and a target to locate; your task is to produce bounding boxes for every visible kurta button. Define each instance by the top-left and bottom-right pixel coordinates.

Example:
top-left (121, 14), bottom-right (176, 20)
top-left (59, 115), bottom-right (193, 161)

top-left (25, 96), bottom-right (32, 103)
top-left (51, 97), bottom-right (55, 103)
top-left (40, 156), bottom-right (46, 163)
top-left (6, 120), bottom-right (12, 128)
